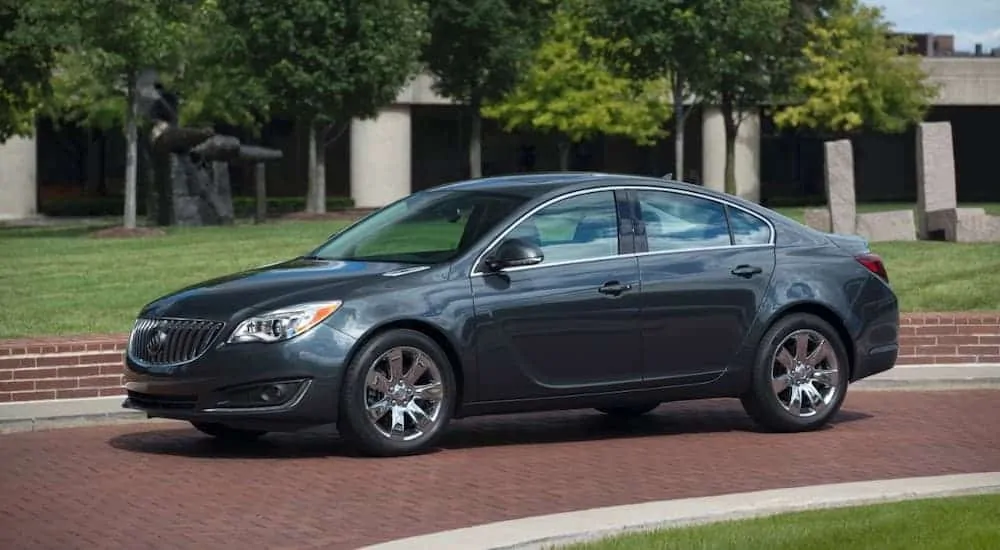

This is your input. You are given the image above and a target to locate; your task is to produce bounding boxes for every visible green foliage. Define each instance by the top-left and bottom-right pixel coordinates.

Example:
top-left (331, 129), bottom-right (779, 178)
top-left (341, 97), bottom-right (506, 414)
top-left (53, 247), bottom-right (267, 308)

top-left (583, 0), bottom-right (706, 84)
top-left (422, 0), bottom-right (556, 105)
top-left (217, 0), bottom-right (429, 125)
top-left (160, 0), bottom-right (270, 129)
top-left (482, 0), bottom-right (671, 146)
top-left (35, 0), bottom-right (200, 130)
top-left (0, 1), bottom-right (61, 141)
top-left (773, 0), bottom-right (937, 134)
top-left (691, 0), bottom-right (793, 113)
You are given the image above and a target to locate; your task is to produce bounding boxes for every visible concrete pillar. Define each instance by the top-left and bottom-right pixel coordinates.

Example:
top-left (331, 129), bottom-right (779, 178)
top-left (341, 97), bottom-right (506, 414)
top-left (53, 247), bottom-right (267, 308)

top-left (350, 105), bottom-right (412, 208)
top-left (0, 133), bottom-right (38, 220)
top-left (700, 106), bottom-right (761, 203)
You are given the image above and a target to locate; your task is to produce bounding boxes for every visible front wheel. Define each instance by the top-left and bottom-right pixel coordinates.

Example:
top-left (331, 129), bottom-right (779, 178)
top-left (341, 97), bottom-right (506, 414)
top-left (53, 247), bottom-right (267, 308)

top-left (190, 421), bottom-right (267, 441)
top-left (740, 313), bottom-right (849, 433)
top-left (337, 329), bottom-right (456, 457)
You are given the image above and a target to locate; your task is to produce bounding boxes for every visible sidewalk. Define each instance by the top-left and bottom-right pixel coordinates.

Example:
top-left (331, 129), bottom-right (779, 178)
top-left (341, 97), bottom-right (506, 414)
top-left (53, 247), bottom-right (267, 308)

top-left (362, 472), bottom-right (1000, 550)
top-left (1, 364), bottom-right (998, 433)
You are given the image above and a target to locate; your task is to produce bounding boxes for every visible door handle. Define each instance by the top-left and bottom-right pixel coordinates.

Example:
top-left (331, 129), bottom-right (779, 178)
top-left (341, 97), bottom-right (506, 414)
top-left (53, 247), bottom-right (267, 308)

top-left (598, 281), bottom-right (632, 296)
top-left (731, 264), bottom-right (763, 278)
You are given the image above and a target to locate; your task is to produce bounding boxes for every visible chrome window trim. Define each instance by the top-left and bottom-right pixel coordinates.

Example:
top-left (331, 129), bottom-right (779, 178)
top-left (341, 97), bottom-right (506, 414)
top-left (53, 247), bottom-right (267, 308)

top-left (468, 184), bottom-right (776, 278)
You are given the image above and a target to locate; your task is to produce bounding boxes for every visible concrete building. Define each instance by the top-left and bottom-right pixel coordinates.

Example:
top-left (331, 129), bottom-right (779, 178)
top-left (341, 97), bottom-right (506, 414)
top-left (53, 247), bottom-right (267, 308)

top-left (2, 39), bottom-right (1000, 221)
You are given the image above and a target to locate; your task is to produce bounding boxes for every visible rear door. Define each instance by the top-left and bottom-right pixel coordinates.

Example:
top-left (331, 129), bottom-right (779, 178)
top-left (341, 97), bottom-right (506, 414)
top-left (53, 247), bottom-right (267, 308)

top-left (630, 188), bottom-right (776, 384)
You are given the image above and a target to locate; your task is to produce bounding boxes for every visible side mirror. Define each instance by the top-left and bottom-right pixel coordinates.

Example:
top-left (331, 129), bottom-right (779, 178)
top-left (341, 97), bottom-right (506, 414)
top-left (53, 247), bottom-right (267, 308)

top-left (484, 238), bottom-right (544, 271)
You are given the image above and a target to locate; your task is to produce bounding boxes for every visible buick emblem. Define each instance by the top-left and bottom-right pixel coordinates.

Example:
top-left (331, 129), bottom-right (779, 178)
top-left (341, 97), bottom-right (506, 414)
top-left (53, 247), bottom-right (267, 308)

top-left (147, 328), bottom-right (168, 355)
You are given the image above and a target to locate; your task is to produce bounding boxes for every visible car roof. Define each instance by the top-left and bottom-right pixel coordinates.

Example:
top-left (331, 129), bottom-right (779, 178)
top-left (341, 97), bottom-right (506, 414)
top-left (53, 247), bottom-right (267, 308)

top-left (430, 172), bottom-right (755, 207)
top-left (428, 172), bottom-right (607, 199)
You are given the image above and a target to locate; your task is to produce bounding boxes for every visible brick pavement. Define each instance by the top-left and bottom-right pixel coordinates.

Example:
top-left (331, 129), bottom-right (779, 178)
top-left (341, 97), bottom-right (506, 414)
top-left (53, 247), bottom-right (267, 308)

top-left (1, 390), bottom-right (998, 550)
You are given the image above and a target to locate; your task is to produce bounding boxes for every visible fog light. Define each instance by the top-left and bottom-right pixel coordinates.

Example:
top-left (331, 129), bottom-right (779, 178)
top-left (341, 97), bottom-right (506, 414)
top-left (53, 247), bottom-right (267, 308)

top-left (260, 384), bottom-right (288, 403)
top-left (213, 379), bottom-right (308, 409)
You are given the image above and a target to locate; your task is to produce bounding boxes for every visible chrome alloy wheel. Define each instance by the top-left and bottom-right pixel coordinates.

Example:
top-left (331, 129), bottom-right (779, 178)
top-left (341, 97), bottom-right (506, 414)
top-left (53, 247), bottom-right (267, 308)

top-left (364, 346), bottom-right (445, 441)
top-left (770, 329), bottom-right (840, 417)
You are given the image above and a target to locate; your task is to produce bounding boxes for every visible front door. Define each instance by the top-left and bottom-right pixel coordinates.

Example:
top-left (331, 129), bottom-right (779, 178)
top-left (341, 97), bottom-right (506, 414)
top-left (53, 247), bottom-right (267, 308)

top-left (470, 189), bottom-right (643, 401)
top-left (631, 189), bottom-right (776, 384)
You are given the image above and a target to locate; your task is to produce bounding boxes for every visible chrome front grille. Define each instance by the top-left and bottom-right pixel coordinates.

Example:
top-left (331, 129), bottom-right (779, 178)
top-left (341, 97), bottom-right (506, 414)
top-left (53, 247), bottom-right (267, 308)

top-left (128, 318), bottom-right (225, 366)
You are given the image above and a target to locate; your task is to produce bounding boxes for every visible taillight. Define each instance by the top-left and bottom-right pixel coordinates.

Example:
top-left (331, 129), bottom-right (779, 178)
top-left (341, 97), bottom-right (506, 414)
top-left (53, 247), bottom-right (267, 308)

top-left (856, 253), bottom-right (889, 283)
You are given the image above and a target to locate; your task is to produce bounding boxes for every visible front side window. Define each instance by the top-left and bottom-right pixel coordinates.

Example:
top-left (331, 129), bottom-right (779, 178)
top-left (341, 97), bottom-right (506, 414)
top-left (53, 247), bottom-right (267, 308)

top-left (309, 190), bottom-right (530, 264)
top-left (500, 190), bottom-right (621, 265)
top-left (636, 190), bottom-right (731, 252)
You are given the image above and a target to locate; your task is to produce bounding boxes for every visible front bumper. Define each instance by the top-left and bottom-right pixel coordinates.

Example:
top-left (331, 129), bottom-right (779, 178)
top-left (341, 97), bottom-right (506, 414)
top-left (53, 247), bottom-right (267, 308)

top-left (121, 325), bottom-right (357, 432)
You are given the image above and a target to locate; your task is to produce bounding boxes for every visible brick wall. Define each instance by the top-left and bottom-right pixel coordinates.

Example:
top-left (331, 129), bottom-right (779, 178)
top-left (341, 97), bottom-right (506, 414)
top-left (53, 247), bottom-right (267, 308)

top-left (898, 313), bottom-right (1000, 365)
top-left (1, 313), bottom-right (999, 403)
top-left (0, 336), bottom-right (127, 403)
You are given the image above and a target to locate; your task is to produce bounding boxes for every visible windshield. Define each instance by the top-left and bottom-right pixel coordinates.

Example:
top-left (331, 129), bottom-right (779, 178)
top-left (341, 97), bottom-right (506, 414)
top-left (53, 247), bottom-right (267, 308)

top-left (307, 190), bottom-right (532, 264)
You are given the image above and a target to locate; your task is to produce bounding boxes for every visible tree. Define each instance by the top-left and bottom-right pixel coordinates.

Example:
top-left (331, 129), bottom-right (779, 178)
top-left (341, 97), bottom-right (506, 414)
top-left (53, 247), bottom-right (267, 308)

top-left (482, 0), bottom-right (671, 170)
top-left (0, 1), bottom-right (61, 142)
top-left (218, 0), bottom-right (428, 213)
top-left (689, 0), bottom-right (793, 196)
top-left (37, 0), bottom-right (220, 229)
top-left (422, 0), bottom-right (556, 178)
top-left (584, 0), bottom-right (708, 181)
top-left (773, 0), bottom-right (937, 135)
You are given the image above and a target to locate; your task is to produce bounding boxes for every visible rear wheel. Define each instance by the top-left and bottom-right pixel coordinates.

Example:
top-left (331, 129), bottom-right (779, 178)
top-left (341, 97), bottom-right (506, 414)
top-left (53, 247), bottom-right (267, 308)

top-left (595, 404), bottom-right (659, 417)
top-left (740, 313), bottom-right (849, 432)
top-left (337, 329), bottom-right (456, 457)
top-left (190, 421), bottom-right (267, 441)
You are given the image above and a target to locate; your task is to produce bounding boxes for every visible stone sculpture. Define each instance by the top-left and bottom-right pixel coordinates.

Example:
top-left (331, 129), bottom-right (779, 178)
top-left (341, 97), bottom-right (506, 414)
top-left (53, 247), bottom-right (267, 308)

top-left (135, 69), bottom-right (282, 226)
top-left (823, 139), bottom-right (857, 234)
top-left (915, 121), bottom-right (1000, 242)
top-left (803, 139), bottom-right (916, 241)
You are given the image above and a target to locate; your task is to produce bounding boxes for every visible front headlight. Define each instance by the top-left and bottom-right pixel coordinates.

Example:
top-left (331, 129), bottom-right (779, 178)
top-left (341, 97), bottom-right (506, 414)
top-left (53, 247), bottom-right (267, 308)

top-left (227, 301), bottom-right (343, 344)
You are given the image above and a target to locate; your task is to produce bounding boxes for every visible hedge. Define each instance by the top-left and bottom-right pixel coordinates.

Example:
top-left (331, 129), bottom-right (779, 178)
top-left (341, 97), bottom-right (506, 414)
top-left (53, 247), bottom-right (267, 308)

top-left (39, 196), bottom-right (355, 218)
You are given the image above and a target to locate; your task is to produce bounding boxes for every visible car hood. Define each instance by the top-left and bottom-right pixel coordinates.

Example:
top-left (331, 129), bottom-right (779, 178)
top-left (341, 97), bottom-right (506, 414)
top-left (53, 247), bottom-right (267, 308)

top-left (139, 257), bottom-right (424, 321)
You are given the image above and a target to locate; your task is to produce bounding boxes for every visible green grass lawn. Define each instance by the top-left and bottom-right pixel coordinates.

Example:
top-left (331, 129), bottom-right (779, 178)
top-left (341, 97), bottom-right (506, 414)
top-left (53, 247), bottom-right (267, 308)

top-left (1, 209), bottom-right (999, 339)
top-left (559, 493), bottom-right (1000, 550)
top-left (0, 221), bottom-right (346, 338)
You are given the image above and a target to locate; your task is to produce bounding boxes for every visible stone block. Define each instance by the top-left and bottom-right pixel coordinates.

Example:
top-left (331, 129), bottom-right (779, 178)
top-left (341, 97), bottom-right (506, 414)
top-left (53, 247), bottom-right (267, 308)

top-left (823, 139), bottom-right (856, 234)
top-left (803, 208), bottom-right (831, 232)
top-left (926, 208), bottom-right (1000, 243)
top-left (855, 210), bottom-right (917, 242)
top-left (915, 122), bottom-right (958, 238)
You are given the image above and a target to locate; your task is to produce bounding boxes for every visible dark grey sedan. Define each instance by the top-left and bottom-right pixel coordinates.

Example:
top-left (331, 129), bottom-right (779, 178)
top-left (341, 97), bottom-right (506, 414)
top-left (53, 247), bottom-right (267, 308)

top-left (122, 172), bottom-right (899, 456)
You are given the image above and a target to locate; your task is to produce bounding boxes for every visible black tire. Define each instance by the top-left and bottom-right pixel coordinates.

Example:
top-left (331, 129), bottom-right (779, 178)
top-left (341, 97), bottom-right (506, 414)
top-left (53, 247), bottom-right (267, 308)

top-left (740, 313), bottom-right (850, 433)
top-left (337, 329), bottom-right (457, 457)
top-left (190, 421), bottom-right (267, 441)
top-left (595, 404), bottom-right (659, 417)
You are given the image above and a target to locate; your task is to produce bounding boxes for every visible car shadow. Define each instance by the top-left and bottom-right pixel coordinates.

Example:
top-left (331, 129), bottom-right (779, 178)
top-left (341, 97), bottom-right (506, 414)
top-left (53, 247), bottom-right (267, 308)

top-left (107, 404), bottom-right (873, 460)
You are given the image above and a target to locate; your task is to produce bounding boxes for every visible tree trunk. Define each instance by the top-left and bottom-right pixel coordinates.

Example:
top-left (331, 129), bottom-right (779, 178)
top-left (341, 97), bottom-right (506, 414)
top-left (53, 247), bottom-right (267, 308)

top-left (720, 99), bottom-right (739, 197)
top-left (305, 121), bottom-right (322, 213)
top-left (468, 94), bottom-right (483, 178)
top-left (254, 162), bottom-right (267, 224)
top-left (672, 78), bottom-right (685, 181)
top-left (557, 139), bottom-right (571, 171)
top-left (123, 84), bottom-right (139, 229)
top-left (315, 130), bottom-right (327, 214)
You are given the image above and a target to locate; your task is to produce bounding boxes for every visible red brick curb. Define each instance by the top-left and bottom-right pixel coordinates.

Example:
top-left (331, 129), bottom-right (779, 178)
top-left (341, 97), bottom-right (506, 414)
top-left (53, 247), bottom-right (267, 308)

top-left (1, 313), bottom-right (999, 403)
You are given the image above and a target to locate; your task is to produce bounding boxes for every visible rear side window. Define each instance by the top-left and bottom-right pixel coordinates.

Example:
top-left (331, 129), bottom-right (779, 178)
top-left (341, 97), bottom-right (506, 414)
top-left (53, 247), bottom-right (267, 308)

top-left (727, 206), bottom-right (771, 245)
top-left (635, 190), bottom-right (731, 251)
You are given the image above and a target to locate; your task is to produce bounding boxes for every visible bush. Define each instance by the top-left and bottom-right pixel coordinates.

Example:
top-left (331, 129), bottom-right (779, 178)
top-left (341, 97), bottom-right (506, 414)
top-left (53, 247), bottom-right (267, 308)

top-left (39, 196), bottom-right (356, 218)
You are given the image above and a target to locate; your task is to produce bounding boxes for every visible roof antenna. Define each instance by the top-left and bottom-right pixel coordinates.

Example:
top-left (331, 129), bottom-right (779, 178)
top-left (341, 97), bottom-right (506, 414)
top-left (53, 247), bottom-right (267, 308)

top-left (662, 172), bottom-right (673, 179)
